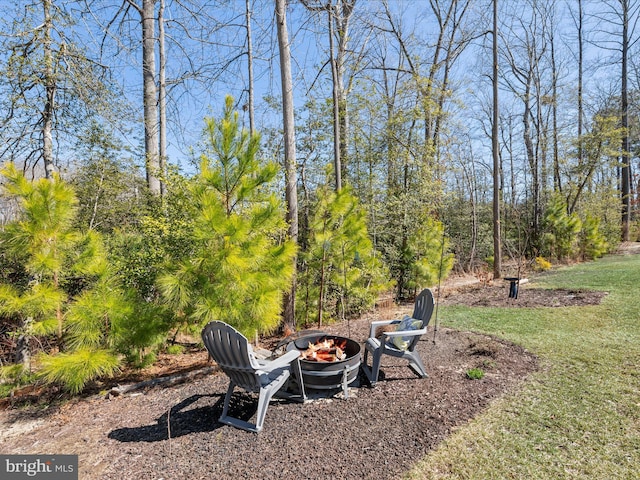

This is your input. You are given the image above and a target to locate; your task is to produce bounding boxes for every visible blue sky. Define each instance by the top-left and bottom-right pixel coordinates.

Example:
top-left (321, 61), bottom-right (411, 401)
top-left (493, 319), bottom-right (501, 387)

top-left (0, 0), bottom-right (633, 184)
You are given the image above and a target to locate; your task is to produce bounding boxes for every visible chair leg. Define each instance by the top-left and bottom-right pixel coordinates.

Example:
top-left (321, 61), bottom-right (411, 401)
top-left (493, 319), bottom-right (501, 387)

top-left (220, 381), bottom-right (235, 424)
top-left (369, 350), bottom-right (382, 386)
top-left (255, 387), bottom-right (277, 433)
top-left (361, 344), bottom-right (384, 386)
top-left (408, 353), bottom-right (427, 378)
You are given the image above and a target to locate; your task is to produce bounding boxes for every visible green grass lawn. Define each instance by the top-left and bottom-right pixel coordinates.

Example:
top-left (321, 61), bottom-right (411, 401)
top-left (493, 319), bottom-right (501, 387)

top-left (407, 254), bottom-right (640, 479)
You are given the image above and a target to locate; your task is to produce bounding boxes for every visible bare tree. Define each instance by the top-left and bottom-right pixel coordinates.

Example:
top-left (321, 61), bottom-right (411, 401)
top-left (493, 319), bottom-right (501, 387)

top-left (588, 0), bottom-right (640, 239)
top-left (95, 1), bottom-right (279, 191)
top-left (158, 0), bottom-right (167, 196)
top-left (91, 0), bottom-right (161, 195)
top-left (333, 0), bottom-right (356, 188)
top-left (581, 2), bottom-right (633, 239)
top-left (427, 0), bottom-right (475, 166)
top-left (301, 0), bottom-right (356, 191)
top-left (500, 0), bottom-right (555, 247)
top-left (246, 0), bottom-right (256, 135)
top-left (328, 3), bottom-right (343, 191)
top-left (621, 0), bottom-right (632, 241)
top-left (548, 3), bottom-right (560, 194)
top-left (568, 0), bottom-right (585, 194)
top-left (0, 0), bottom-right (120, 178)
top-left (492, 0), bottom-right (502, 279)
top-left (127, 0), bottom-right (161, 195)
top-left (275, 0), bottom-right (298, 331)
top-left (381, 0), bottom-right (475, 171)
top-left (42, 0), bottom-right (56, 179)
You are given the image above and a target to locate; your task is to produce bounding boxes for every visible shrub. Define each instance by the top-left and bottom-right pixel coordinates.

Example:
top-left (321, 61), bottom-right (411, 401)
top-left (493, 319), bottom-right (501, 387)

top-left (38, 348), bottom-right (120, 394)
top-left (405, 217), bottom-right (454, 295)
top-left (466, 368), bottom-right (485, 380)
top-left (0, 163), bottom-right (166, 394)
top-left (542, 195), bottom-right (582, 261)
top-left (535, 256), bottom-right (552, 271)
top-left (166, 344), bottom-right (185, 355)
top-left (579, 215), bottom-right (609, 260)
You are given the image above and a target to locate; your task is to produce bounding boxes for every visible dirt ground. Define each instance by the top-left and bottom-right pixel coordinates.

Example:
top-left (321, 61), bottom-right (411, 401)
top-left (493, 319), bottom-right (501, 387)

top-left (438, 281), bottom-right (608, 308)
top-left (0, 270), bottom-right (612, 479)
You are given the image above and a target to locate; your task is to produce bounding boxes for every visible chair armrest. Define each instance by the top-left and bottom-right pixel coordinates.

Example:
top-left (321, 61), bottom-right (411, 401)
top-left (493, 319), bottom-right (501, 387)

top-left (381, 327), bottom-right (427, 339)
top-left (259, 349), bottom-right (300, 373)
top-left (378, 328), bottom-right (427, 353)
top-left (368, 319), bottom-right (400, 339)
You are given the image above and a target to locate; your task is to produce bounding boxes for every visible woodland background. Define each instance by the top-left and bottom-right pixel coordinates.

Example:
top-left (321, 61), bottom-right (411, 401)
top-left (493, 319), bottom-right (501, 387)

top-left (0, 0), bottom-right (637, 394)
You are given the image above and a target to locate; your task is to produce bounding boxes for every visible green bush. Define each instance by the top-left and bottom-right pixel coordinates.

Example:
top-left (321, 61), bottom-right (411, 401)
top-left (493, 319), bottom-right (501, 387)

top-left (542, 195), bottom-right (582, 261)
top-left (0, 163), bottom-right (169, 394)
top-left (579, 214), bottom-right (609, 260)
top-left (466, 368), bottom-right (485, 380)
top-left (38, 348), bottom-right (120, 394)
top-left (166, 344), bottom-right (185, 355)
top-left (405, 217), bottom-right (454, 295)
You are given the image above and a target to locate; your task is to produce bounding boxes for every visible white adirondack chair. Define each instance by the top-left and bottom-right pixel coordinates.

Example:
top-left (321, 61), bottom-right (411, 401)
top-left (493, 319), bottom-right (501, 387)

top-left (362, 288), bottom-right (435, 386)
top-left (201, 321), bottom-right (305, 433)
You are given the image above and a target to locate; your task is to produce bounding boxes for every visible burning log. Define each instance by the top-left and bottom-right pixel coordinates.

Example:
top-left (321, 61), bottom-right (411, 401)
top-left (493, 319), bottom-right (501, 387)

top-left (300, 337), bottom-right (347, 362)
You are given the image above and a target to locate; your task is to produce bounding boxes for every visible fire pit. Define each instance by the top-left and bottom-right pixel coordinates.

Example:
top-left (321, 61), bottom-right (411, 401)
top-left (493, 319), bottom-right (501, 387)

top-left (287, 334), bottom-right (361, 399)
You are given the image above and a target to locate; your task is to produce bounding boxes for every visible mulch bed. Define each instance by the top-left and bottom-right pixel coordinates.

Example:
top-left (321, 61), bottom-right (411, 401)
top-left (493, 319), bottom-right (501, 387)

top-left (439, 283), bottom-right (608, 308)
top-left (1, 280), bottom-right (612, 479)
top-left (0, 307), bottom-right (539, 480)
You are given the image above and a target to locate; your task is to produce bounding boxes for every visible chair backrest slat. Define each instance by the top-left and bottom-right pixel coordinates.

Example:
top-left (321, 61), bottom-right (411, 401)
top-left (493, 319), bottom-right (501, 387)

top-left (407, 289), bottom-right (435, 351)
top-left (412, 288), bottom-right (435, 326)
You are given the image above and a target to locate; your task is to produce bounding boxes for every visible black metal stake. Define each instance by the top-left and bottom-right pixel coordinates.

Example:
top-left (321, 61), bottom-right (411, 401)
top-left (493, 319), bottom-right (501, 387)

top-left (504, 277), bottom-right (519, 299)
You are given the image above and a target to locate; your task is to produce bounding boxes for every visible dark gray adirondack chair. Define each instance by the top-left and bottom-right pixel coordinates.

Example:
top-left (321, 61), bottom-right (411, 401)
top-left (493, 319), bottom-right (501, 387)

top-left (362, 288), bottom-right (435, 386)
top-left (201, 321), bottom-right (305, 433)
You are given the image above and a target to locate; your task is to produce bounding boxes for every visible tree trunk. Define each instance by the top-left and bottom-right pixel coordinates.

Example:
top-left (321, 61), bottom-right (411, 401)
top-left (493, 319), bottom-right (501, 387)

top-left (507, 117), bottom-right (516, 208)
top-left (328, 6), bottom-right (342, 191)
top-left (425, 0), bottom-right (455, 158)
top-left (54, 271), bottom-right (63, 349)
top-left (551, 10), bottom-right (560, 193)
top-left (276, 0), bottom-right (298, 331)
top-left (246, 0), bottom-right (255, 135)
top-left (142, 0), bottom-right (161, 195)
top-left (317, 248), bottom-right (327, 328)
top-left (14, 334), bottom-right (31, 372)
top-left (492, 0), bottom-right (502, 279)
top-left (158, 0), bottom-right (167, 197)
top-left (574, 0), bottom-right (584, 194)
top-left (523, 80), bottom-right (539, 244)
top-left (302, 1), bottom-right (354, 190)
top-left (42, 0), bottom-right (55, 179)
top-left (621, 0), bottom-right (631, 241)
top-left (335, 0), bottom-right (354, 186)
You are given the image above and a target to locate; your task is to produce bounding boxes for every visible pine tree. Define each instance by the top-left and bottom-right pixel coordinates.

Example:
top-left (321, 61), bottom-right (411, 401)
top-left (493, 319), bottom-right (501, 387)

top-left (542, 195), bottom-right (582, 261)
top-left (299, 184), bottom-right (390, 327)
top-left (0, 163), bottom-right (124, 393)
top-left (579, 215), bottom-right (608, 260)
top-left (405, 217), bottom-right (454, 297)
top-left (1, 162), bottom-right (81, 345)
top-left (158, 96), bottom-right (296, 339)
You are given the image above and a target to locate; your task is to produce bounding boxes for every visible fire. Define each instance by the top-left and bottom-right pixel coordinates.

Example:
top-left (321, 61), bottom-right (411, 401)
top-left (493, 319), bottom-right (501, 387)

top-left (300, 337), bottom-right (348, 362)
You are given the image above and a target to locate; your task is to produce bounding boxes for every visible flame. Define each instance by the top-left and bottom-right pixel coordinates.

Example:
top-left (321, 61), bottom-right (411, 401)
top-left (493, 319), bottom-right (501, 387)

top-left (299, 337), bottom-right (348, 362)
